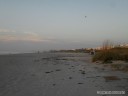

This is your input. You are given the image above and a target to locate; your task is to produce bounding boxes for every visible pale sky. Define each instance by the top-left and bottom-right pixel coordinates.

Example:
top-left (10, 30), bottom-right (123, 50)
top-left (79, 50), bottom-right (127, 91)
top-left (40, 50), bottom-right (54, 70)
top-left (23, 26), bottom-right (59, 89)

top-left (0, 0), bottom-right (128, 53)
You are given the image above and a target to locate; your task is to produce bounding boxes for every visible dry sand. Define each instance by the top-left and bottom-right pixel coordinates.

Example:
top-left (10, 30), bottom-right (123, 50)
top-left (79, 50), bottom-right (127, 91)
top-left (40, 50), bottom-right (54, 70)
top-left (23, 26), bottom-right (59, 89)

top-left (0, 52), bottom-right (128, 96)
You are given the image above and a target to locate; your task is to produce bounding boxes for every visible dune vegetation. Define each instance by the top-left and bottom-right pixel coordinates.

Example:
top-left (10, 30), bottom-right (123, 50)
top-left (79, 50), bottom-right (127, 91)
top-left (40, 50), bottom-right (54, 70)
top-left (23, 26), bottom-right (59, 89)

top-left (92, 40), bottom-right (128, 63)
top-left (92, 40), bottom-right (128, 72)
top-left (93, 47), bottom-right (128, 63)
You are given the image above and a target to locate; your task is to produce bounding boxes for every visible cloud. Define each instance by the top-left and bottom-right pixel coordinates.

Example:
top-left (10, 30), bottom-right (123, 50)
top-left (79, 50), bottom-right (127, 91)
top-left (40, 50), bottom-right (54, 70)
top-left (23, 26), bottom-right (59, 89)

top-left (0, 29), bottom-right (54, 42)
top-left (0, 28), bottom-right (16, 33)
top-left (22, 32), bottom-right (44, 42)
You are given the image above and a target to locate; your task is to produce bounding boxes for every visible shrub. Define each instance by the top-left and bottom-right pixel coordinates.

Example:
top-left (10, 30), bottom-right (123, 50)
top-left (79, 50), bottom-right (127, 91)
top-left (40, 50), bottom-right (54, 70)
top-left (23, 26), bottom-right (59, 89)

top-left (92, 48), bottom-right (128, 62)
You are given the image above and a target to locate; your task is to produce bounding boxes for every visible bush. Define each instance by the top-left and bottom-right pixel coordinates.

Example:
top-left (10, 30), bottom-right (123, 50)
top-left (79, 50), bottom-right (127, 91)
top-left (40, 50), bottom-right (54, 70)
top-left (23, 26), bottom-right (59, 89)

top-left (92, 48), bottom-right (128, 63)
top-left (92, 51), bottom-right (115, 62)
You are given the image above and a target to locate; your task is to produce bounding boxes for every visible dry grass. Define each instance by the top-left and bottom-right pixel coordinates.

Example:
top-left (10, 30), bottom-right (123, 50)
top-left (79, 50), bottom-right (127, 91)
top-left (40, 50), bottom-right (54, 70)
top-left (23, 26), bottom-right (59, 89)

top-left (92, 48), bottom-right (128, 62)
top-left (92, 48), bottom-right (128, 72)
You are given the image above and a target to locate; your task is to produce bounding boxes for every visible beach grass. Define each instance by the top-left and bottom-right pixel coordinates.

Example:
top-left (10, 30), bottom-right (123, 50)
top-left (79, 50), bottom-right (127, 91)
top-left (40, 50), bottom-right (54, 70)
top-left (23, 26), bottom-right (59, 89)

top-left (92, 48), bottom-right (128, 62)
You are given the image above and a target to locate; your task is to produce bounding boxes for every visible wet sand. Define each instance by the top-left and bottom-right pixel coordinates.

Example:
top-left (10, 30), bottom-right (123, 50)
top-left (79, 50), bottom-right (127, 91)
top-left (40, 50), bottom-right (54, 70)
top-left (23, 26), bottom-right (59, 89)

top-left (0, 52), bottom-right (128, 96)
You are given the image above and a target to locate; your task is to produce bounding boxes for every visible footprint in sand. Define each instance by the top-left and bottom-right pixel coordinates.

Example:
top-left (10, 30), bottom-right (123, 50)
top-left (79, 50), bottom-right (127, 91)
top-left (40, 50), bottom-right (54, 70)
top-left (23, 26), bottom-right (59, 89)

top-left (55, 69), bottom-right (61, 71)
top-left (34, 59), bottom-right (40, 62)
top-left (31, 74), bottom-right (36, 76)
top-left (45, 72), bottom-right (51, 73)
top-left (81, 71), bottom-right (86, 74)
top-left (79, 70), bottom-right (86, 74)
top-left (78, 83), bottom-right (84, 84)
top-left (69, 77), bottom-right (72, 79)
top-left (52, 84), bottom-right (56, 86)
top-left (45, 71), bottom-right (53, 74)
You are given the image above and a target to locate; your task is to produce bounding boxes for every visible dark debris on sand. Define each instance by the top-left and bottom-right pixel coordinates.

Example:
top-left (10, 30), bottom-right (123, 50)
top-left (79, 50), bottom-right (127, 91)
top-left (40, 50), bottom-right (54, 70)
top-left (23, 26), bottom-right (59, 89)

top-left (103, 76), bottom-right (121, 82)
top-left (78, 83), bottom-right (84, 84)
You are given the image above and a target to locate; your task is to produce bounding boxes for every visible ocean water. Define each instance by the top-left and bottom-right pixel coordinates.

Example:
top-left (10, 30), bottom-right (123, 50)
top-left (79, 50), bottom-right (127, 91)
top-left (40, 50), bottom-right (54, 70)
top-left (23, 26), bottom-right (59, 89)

top-left (0, 51), bottom-right (34, 55)
top-left (0, 51), bottom-right (19, 55)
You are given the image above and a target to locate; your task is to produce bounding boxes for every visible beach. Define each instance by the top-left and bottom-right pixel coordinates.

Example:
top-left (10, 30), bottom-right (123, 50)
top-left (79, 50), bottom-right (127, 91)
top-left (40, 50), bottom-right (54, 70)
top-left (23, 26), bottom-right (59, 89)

top-left (0, 52), bottom-right (128, 96)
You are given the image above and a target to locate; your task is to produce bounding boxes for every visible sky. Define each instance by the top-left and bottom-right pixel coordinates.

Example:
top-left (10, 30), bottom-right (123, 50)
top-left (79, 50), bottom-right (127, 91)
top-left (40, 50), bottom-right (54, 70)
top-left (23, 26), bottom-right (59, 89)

top-left (0, 0), bottom-right (128, 53)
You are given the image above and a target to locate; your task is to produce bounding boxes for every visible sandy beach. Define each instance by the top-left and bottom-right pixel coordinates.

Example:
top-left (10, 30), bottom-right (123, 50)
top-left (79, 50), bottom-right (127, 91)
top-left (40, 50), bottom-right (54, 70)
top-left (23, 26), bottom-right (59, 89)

top-left (0, 52), bottom-right (128, 96)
